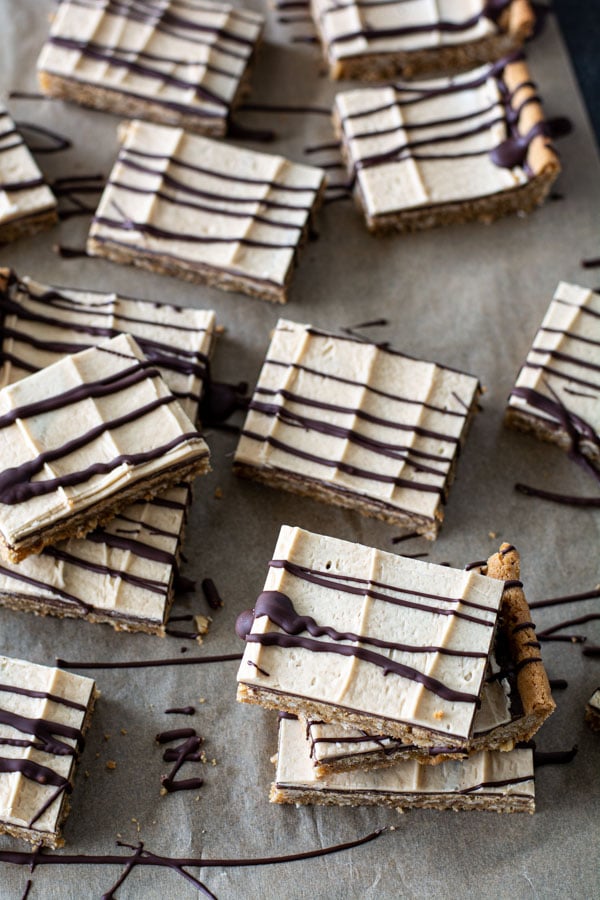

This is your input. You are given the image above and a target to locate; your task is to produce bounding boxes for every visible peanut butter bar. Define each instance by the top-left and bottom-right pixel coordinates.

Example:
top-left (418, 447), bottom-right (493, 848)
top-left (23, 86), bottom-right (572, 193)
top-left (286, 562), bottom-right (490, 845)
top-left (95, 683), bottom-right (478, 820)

top-left (334, 57), bottom-right (560, 234)
top-left (0, 269), bottom-right (216, 424)
top-left (0, 106), bottom-right (57, 244)
top-left (0, 271), bottom-right (212, 632)
top-left (0, 333), bottom-right (210, 563)
top-left (505, 282), bottom-right (600, 473)
top-left (234, 319), bottom-right (480, 537)
top-left (87, 120), bottom-right (326, 303)
top-left (0, 485), bottom-right (191, 634)
top-left (236, 526), bottom-right (505, 749)
top-left (271, 717), bottom-right (535, 813)
top-left (311, 0), bottom-right (535, 81)
top-left (37, 0), bottom-right (264, 137)
top-left (0, 655), bottom-right (97, 847)
top-left (304, 544), bottom-right (555, 774)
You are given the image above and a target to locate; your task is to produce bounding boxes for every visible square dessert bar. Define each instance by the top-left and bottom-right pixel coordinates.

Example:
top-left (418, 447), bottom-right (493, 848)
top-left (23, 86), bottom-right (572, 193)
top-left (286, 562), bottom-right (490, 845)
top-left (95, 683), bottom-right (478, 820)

top-left (37, 0), bottom-right (264, 137)
top-left (0, 106), bottom-right (57, 244)
top-left (0, 485), bottom-right (191, 634)
top-left (302, 543), bottom-right (555, 774)
top-left (87, 120), bottom-right (326, 303)
top-left (236, 526), bottom-right (505, 749)
top-left (234, 319), bottom-right (480, 538)
top-left (311, 0), bottom-right (535, 81)
top-left (0, 332), bottom-right (210, 563)
top-left (0, 269), bottom-right (216, 424)
top-left (505, 282), bottom-right (600, 472)
top-left (334, 57), bottom-right (560, 234)
top-left (0, 655), bottom-right (97, 847)
top-left (271, 716), bottom-right (535, 813)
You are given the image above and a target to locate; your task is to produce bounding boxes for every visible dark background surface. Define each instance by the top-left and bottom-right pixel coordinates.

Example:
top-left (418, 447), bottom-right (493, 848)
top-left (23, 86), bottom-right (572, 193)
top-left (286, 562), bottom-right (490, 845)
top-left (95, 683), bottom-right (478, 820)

top-left (554, 0), bottom-right (600, 145)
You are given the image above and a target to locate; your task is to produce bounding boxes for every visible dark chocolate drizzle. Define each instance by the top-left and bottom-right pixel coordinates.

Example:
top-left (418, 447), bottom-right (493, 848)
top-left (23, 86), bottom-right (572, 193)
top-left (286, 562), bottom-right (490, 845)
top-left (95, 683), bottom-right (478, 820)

top-left (533, 746), bottom-right (578, 767)
top-left (336, 54), bottom-right (556, 179)
top-left (42, 0), bottom-right (261, 126)
top-left (201, 577), bottom-right (224, 609)
top-left (0, 827), bottom-right (385, 899)
top-left (0, 680), bottom-right (88, 829)
top-left (238, 589), bottom-right (491, 704)
top-left (57, 653), bottom-right (243, 670)
top-left (164, 706), bottom-right (195, 716)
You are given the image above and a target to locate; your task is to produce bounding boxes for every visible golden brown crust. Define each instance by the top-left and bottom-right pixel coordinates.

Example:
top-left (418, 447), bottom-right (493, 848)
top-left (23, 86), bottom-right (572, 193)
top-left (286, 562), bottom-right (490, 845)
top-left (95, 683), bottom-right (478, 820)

top-left (87, 181), bottom-right (325, 304)
top-left (502, 59), bottom-right (561, 179)
top-left (0, 208), bottom-right (58, 246)
top-left (486, 543), bottom-right (556, 743)
top-left (504, 406), bottom-right (600, 468)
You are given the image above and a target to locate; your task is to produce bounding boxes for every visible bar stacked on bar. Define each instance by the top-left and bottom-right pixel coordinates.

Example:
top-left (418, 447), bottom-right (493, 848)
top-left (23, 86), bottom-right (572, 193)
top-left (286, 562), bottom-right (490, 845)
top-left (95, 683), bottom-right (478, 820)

top-left (236, 526), bottom-right (555, 813)
top-left (234, 319), bottom-right (481, 538)
top-left (0, 105), bottom-right (57, 244)
top-left (0, 654), bottom-right (97, 847)
top-left (0, 269), bottom-right (215, 633)
top-left (37, 0), bottom-right (264, 137)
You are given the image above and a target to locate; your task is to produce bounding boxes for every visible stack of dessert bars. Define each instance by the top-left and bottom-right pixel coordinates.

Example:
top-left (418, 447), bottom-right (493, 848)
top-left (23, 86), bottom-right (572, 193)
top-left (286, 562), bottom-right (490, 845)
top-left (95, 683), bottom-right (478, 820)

top-left (0, 267), bottom-right (215, 848)
top-left (236, 526), bottom-right (556, 813)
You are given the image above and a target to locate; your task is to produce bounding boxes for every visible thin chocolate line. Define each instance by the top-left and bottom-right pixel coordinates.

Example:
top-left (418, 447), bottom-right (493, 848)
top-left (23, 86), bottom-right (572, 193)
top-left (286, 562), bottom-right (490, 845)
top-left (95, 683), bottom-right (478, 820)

top-left (269, 558), bottom-right (501, 619)
top-left (57, 653), bottom-right (243, 669)
top-left (530, 587), bottom-right (600, 609)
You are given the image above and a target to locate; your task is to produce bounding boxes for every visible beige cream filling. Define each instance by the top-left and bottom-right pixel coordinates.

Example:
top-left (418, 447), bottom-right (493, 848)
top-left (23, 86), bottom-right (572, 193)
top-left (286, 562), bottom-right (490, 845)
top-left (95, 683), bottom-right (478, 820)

top-left (0, 107), bottom-right (56, 225)
top-left (508, 282), bottom-right (600, 434)
top-left (37, 0), bottom-right (263, 118)
top-left (275, 717), bottom-right (535, 798)
top-left (335, 69), bottom-right (527, 217)
top-left (0, 656), bottom-right (95, 834)
top-left (237, 526), bottom-right (504, 741)
top-left (88, 121), bottom-right (325, 286)
top-left (235, 320), bottom-right (479, 520)
top-left (0, 333), bottom-right (209, 545)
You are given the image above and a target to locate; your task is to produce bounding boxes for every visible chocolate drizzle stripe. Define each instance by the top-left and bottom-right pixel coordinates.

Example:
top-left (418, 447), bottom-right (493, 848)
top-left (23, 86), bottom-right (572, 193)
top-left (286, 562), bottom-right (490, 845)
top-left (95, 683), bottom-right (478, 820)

top-left (262, 358), bottom-right (467, 419)
top-left (245, 628), bottom-right (479, 703)
top-left (323, 2), bottom-right (512, 47)
top-left (57, 653), bottom-right (243, 669)
top-left (0, 825), bottom-right (384, 873)
top-left (0, 682), bottom-right (86, 712)
top-left (46, 36), bottom-right (240, 110)
top-left (0, 400), bottom-right (204, 506)
top-left (241, 429), bottom-right (445, 497)
top-left (268, 559), bottom-right (500, 621)
top-left (252, 589), bottom-right (488, 661)
top-left (248, 399), bottom-right (451, 477)
top-left (93, 215), bottom-right (298, 251)
top-left (120, 146), bottom-right (320, 195)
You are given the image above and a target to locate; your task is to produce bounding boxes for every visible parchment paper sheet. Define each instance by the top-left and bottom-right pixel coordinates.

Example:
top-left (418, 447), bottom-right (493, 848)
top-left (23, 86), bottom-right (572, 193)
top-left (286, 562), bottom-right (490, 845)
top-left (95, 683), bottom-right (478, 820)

top-left (0, 3), bottom-right (598, 898)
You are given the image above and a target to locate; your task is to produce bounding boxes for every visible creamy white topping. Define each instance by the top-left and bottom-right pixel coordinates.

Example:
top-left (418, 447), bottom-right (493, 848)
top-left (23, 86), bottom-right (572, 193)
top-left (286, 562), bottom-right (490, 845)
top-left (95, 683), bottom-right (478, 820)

top-left (275, 717), bottom-right (535, 801)
top-left (335, 66), bottom-right (527, 217)
top-left (37, 0), bottom-right (263, 127)
top-left (238, 526), bottom-right (504, 742)
top-left (508, 282), bottom-right (600, 438)
top-left (0, 107), bottom-right (56, 227)
top-left (0, 656), bottom-right (95, 835)
top-left (235, 319), bottom-right (479, 522)
top-left (0, 333), bottom-right (209, 547)
top-left (88, 120), bottom-right (325, 288)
